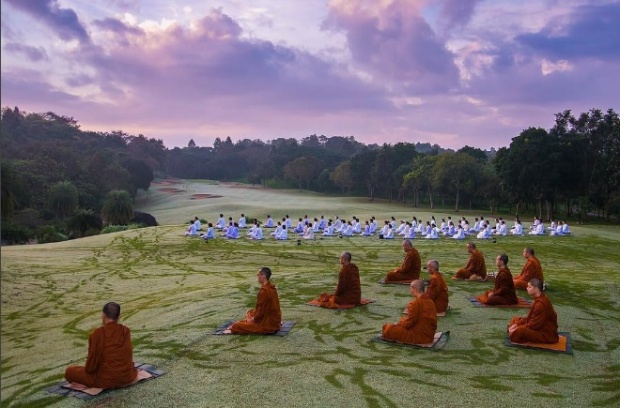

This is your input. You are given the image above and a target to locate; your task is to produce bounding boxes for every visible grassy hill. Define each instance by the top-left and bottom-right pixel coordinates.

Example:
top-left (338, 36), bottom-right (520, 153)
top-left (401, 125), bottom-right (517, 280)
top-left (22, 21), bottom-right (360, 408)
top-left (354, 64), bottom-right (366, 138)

top-left (2, 180), bottom-right (619, 407)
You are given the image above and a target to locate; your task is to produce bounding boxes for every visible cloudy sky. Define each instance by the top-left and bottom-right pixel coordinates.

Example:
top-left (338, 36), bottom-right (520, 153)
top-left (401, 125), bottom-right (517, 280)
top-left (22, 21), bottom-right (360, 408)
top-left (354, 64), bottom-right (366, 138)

top-left (1, 0), bottom-right (618, 149)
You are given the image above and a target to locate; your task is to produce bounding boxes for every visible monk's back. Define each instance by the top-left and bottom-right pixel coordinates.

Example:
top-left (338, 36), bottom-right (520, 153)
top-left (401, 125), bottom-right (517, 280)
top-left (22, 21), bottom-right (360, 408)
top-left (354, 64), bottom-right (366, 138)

top-left (335, 264), bottom-right (361, 305)
top-left (96, 322), bottom-right (136, 388)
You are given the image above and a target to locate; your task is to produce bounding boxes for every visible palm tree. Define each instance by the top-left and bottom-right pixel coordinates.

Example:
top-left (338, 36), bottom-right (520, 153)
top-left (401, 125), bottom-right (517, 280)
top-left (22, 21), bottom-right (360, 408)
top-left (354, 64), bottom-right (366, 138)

top-left (48, 181), bottom-right (78, 219)
top-left (101, 190), bottom-right (134, 225)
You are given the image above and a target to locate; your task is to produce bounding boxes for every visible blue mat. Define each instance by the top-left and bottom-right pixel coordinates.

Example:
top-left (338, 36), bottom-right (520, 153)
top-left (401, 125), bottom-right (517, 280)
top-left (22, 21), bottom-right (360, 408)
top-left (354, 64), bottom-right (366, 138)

top-left (372, 331), bottom-right (450, 351)
top-left (213, 319), bottom-right (296, 336)
top-left (44, 362), bottom-right (164, 400)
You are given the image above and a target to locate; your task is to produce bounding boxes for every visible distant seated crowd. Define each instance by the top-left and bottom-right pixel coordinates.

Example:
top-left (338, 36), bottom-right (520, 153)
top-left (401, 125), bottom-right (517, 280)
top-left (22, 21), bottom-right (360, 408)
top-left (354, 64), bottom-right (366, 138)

top-left (183, 213), bottom-right (571, 240)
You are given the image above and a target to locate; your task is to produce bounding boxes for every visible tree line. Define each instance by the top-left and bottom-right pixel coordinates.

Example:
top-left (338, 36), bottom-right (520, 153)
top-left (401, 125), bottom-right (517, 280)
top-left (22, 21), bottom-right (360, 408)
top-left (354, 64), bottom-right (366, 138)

top-left (1, 106), bottom-right (618, 243)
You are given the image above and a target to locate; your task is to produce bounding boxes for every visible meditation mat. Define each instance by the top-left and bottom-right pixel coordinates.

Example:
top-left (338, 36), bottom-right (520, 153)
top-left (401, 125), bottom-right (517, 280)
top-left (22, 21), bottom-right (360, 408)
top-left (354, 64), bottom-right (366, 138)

top-left (505, 332), bottom-right (573, 354)
top-left (378, 278), bottom-right (412, 285)
top-left (306, 298), bottom-right (375, 309)
top-left (373, 331), bottom-right (450, 351)
top-left (44, 362), bottom-right (164, 401)
top-left (467, 296), bottom-right (531, 308)
top-left (403, 305), bottom-right (449, 317)
top-left (212, 319), bottom-right (296, 336)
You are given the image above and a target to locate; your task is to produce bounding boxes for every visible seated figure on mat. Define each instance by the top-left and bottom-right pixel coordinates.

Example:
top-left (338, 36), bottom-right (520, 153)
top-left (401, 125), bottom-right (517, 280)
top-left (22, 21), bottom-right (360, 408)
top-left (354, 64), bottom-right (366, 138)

top-left (65, 302), bottom-right (138, 388)
top-left (453, 242), bottom-right (487, 281)
top-left (316, 252), bottom-right (361, 308)
top-left (425, 260), bottom-right (449, 314)
top-left (513, 247), bottom-right (544, 290)
top-left (508, 278), bottom-right (558, 344)
top-left (230, 267), bottom-right (282, 334)
top-left (477, 254), bottom-right (518, 305)
top-left (384, 239), bottom-right (421, 282)
top-left (382, 279), bottom-right (437, 344)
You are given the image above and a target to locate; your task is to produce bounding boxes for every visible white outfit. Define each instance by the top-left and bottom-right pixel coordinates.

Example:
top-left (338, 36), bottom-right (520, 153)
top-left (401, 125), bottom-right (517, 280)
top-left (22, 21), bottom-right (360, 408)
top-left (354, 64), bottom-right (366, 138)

top-left (511, 224), bottom-right (523, 235)
top-left (265, 217), bottom-right (275, 228)
top-left (185, 223), bottom-right (198, 237)
top-left (270, 225), bottom-right (282, 237)
top-left (201, 227), bottom-right (215, 239)
top-left (194, 220), bottom-right (202, 231)
top-left (276, 228), bottom-right (288, 240)
top-left (425, 228), bottom-right (438, 239)
top-left (250, 228), bottom-right (263, 240)
top-left (384, 228), bottom-right (394, 239)
top-left (452, 229), bottom-right (466, 239)
top-left (303, 229), bottom-right (315, 240)
top-left (216, 217), bottom-right (226, 229)
top-left (323, 225), bottom-right (335, 236)
top-left (238, 217), bottom-right (246, 228)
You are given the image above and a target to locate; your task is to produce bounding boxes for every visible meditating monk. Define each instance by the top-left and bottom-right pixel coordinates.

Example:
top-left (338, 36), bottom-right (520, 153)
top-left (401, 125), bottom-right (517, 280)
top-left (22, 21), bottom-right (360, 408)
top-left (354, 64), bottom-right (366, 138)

top-left (477, 254), bottom-right (518, 305)
top-left (453, 242), bottom-right (487, 280)
top-left (425, 260), bottom-right (449, 314)
top-left (317, 252), bottom-right (361, 308)
top-left (64, 302), bottom-right (138, 388)
top-left (384, 239), bottom-right (421, 282)
top-left (382, 279), bottom-right (437, 344)
top-left (513, 247), bottom-right (544, 290)
top-left (508, 278), bottom-right (558, 343)
top-left (230, 267), bottom-right (282, 334)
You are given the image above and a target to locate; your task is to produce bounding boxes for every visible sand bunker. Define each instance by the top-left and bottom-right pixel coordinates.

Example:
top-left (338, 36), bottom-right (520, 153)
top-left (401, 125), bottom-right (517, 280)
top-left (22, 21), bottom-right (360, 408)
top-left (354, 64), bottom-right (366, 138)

top-left (190, 194), bottom-right (223, 200)
top-left (222, 182), bottom-right (260, 189)
top-left (159, 187), bottom-right (185, 193)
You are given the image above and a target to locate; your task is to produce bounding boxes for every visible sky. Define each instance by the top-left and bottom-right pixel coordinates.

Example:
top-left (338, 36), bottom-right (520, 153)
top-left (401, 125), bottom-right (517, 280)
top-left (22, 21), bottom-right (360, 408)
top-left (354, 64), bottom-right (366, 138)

top-left (1, 0), bottom-right (619, 150)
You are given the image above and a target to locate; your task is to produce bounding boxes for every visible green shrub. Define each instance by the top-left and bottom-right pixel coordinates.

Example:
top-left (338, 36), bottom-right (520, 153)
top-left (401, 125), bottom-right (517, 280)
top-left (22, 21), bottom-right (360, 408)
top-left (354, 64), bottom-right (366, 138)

top-left (101, 225), bottom-right (128, 234)
top-left (1, 221), bottom-right (32, 244)
top-left (37, 225), bottom-right (68, 244)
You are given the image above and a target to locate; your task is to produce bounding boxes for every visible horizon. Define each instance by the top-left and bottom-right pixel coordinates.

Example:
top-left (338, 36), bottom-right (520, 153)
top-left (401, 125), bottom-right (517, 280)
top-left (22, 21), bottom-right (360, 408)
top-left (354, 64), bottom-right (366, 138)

top-left (1, 0), bottom-right (618, 150)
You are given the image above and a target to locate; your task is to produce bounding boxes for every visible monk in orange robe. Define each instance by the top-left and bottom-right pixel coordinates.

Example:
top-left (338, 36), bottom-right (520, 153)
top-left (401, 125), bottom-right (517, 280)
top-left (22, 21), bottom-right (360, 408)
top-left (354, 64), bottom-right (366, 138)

top-left (453, 242), bottom-right (487, 280)
top-left (230, 267), bottom-right (282, 334)
top-left (509, 278), bottom-right (558, 343)
top-left (477, 254), bottom-right (518, 305)
top-left (382, 279), bottom-right (437, 344)
top-left (65, 302), bottom-right (138, 388)
top-left (384, 239), bottom-right (421, 282)
top-left (318, 252), bottom-right (361, 307)
top-left (425, 259), bottom-right (449, 313)
top-left (513, 247), bottom-right (544, 290)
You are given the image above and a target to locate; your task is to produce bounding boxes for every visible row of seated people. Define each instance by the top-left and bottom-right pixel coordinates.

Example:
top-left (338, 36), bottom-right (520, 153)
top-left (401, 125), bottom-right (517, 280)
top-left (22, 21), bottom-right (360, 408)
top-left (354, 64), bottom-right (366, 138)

top-left (64, 244), bottom-right (557, 390)
top-left (185, 213), bottom-right (571, 240)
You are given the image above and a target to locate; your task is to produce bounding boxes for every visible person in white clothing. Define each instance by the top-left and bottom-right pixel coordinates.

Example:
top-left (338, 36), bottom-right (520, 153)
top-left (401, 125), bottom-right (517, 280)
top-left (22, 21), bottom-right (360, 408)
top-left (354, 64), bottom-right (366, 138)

top-left (276, 225), bottom-right (288, 240)
top-left (271, 222), bottom-right (283, 237)
top-left (361, 221), bottom-right (373, 236)
top-left (265, 215), bottom-right (275, 228)
top-left (303, 224), bottom-right (315, 240)
top-left (193, 217), bottom-right (202, 231)
top-left (201, 223), bottom-right (215, 240)
top-left (452, 227), bottom-right (466, 240)
top-left (249, 223), bottom-right (263, 240)
top-left (285, 215), bottom-right (292, 229)
top-left (379, 221), bottom-right (390, 238)
top-left (318, 216), bottom-right (326, 230)
top-left (384, 225), bottom-right (394, 239)
top-left (529, 222), bottom-right (545, 235)
top-left (238, 214), bottom-right (247, 228)
top-left (216, 214), bottom-right (226, 229)
top-left (477, 223), bottom-right (492, 239)
top-left (396, 221), bottom-right (406, 235)
top-left (561, 221), bottom-right (570, 235)
top-left (184, 221), bottom-right (198, 237)
top-left (511, 221), bottom-right (524, 235)
top-left (333, 217), bottom-right (343, 230)
top-left (425, 227), bottom-right (439, 239)
top-left (323, 222), bottom-right (335, 236)
top-left (342, 222), bottom-right (354, 237)
top-left (495, 220), bottom-right (508, 236)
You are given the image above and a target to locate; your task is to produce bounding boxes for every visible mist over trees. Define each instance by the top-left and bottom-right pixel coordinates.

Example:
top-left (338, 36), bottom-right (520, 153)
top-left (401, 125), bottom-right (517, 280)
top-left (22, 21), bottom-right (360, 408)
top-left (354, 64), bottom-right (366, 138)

top-left (1, 106), bottom-right (618, 244)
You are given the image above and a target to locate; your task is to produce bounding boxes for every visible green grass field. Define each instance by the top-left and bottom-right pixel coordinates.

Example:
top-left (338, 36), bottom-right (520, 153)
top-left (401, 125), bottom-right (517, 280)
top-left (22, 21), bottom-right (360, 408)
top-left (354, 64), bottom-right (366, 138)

top-left (2, 180), bottom-right (619, 407)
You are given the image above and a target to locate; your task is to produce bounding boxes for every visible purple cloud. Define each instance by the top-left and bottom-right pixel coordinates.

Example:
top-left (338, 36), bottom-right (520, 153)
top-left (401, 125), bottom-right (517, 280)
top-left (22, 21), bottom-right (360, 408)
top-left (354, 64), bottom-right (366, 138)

top-left (323, 0), bottom-right (460, 93)
top-left (3, 43), bottom-right (48, 61)
top-left (4, 0), bottom-right (90, 43)
top-left (93, 17), bottom-right (144, 36)
top-left (516, 3), bottom-right (620, 60)
top-left (438, 0), bottom-right (482, 30)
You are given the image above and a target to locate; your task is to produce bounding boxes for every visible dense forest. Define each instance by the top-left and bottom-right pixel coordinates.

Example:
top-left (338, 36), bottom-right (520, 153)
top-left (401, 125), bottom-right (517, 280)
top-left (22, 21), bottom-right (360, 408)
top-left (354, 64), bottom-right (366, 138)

top-left (1, 106), bottom-right (618, 244)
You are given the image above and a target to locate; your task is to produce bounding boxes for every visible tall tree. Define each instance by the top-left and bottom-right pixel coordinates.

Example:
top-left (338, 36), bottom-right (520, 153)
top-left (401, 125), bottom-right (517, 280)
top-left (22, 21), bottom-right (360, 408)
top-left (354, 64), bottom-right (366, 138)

top-left (101, 190), bottom-right (134, 225)
top-left (48, 181), bottom-right (79, 219)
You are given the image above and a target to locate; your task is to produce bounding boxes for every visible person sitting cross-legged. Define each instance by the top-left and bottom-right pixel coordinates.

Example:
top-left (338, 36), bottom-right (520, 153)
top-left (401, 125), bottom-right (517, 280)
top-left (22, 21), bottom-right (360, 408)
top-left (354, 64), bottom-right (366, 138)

top-left (230, 267), bottom-right (282, 334)
top-left (381, 279), bottom-right (437, 345)
top-left (64, 302), bottom-right (138, 389)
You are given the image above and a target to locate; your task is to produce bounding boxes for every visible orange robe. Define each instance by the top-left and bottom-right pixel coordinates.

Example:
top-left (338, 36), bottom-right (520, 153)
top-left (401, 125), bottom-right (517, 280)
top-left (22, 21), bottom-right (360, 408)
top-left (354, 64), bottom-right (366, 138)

top-left (477, 267), bottom-right (518, 305)
top-left (320, 263), bottom-right (361, 307)
top-left (455, 250), bottom-right (487, 279)
top-left (65, 321), bottom-right (137, 388)
top-left (385, 248), bottom-right (421, 282)
top-left (230, 282), bottom-right (282, 334)
top-left (382, 294), bottom-right (437, 344)
top-left (513, 257), bottom-right (544, 290)
top-left (509, 293), bottom-right (558, 343)
top-left (426, 272), bottom-right (449, 313)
